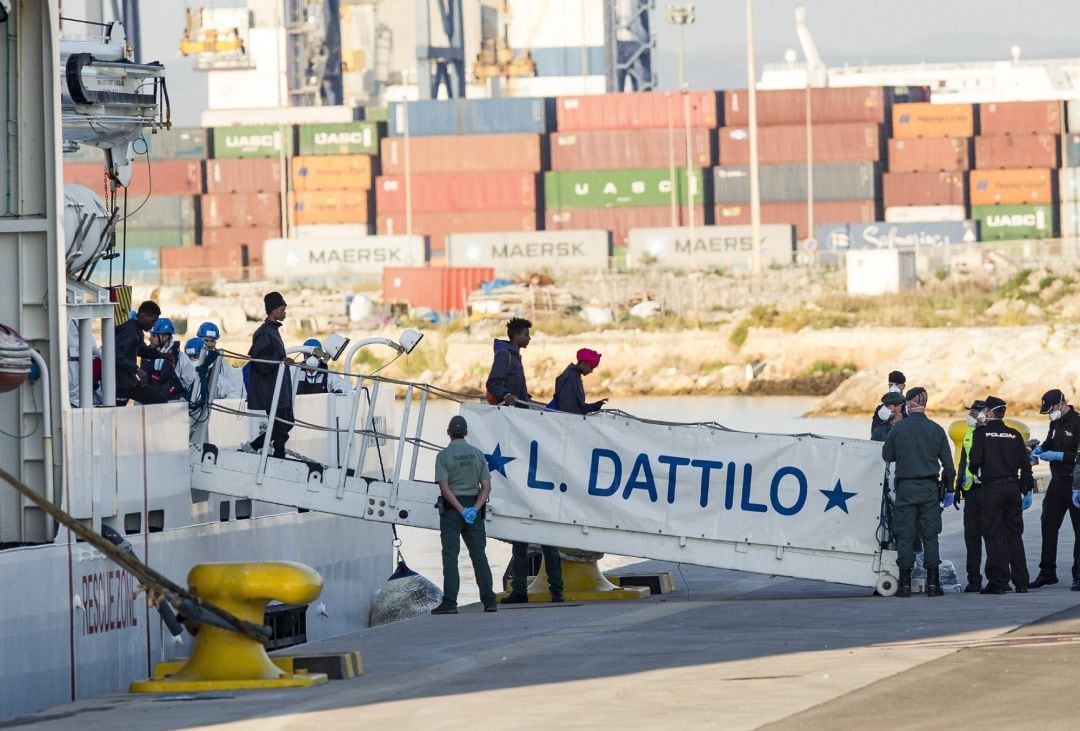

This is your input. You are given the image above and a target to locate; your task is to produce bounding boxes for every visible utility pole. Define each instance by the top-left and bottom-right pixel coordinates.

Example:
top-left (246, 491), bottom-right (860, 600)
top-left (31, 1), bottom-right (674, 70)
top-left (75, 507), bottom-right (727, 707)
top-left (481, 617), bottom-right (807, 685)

top-left (746, 0), bottom-right (762, 276)
top-left (666, 4), bottom-right (696, 235)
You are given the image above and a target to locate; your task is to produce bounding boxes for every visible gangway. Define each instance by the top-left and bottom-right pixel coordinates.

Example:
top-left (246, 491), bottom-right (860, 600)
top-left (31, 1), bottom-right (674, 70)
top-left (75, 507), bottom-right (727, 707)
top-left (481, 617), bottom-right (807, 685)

top-left (190, 353), bottom-right (900, 596)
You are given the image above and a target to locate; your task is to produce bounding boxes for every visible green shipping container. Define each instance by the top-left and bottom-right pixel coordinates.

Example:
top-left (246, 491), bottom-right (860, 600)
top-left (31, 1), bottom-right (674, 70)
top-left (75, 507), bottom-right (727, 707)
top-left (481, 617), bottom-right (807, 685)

top-left (211, 125), bottom-right (289, 159)
top-left (149, 127), bottom-right (208, 159)
top-left (296, 122), bottom-right (379, 156)
top-left (545, 168), bottom-right (705, 209)
top-left (362, 107), bottom-right (389, 122)
top-left (124, 196), bottom-right (198, 231)
top-left (118, 228), bottom-right (197, 249)
top-left (972, 204), bottom-right (1053, 241)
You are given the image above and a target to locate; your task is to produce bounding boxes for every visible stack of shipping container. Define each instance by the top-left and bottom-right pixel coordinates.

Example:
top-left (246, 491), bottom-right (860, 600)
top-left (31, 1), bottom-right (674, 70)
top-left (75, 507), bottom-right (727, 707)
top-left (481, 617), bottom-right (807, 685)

top-left (377, 98), bottom-right (548, 260)
top-left (545, 91), bottom-right (715, 248)
top-left (1063, 103), bottom-right (1080, 237)
top-left (715, 86), bottom-right (893, 240)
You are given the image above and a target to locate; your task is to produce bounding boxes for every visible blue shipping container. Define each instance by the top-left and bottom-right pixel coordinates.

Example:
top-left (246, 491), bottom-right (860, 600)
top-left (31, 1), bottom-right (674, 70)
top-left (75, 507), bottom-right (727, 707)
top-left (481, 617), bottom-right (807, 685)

top-left (1065, 134), bottom-right (1080, 167)
top-left (814, 220), bottom-right (979, 251)
top-left (90, 246), bottom-right (161, 286)
top-left (389, 97), bottom-right (555, 136)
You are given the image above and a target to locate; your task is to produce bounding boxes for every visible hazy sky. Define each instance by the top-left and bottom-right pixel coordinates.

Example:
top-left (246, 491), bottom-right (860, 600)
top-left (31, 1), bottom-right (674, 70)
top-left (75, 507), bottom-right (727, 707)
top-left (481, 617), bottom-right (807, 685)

top-left (64, 0), bottom-right (1080, 125)
top-left (654, 0), bottom-right (1080, 90)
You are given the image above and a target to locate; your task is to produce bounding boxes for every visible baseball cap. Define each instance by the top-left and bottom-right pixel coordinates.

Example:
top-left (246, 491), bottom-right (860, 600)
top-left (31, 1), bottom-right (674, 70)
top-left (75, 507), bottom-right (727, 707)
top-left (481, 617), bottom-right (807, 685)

top-left (1040, 389), bottom-right (1065, 414)
top-left (966, 399), bottom-right (987, 411)
top-left (985, 395), bottom-right (1007, 412)
top-left (448, 415), bottom-right (468, 436)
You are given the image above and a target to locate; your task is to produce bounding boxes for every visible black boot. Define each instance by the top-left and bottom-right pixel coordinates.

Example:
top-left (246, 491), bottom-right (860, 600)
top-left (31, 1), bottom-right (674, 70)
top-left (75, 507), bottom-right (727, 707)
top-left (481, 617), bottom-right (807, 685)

top-left (897, 568), bottom-right (912, 598)
top-left (926, 567), bottom-right (944, 597)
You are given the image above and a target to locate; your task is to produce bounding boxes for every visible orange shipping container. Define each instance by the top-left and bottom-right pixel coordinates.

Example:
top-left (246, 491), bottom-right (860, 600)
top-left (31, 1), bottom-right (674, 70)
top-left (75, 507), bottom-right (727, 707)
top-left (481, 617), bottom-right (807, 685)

top-left (375, 173), bottom-right (537, 214)
top-left (892, 103), bottom-right (975, 139)
top-left (380, 134), bottom-right (543, 175)
top-left (887, 137), bottom-right (972, 173)
top-left (289, 189), bottom-right (371, 225)
top-left (200, 226), bottom-right (281, 263)
top-left (204, 158), bottom-right (283, 194)
top-left (969, 168), bottom-right (1054, 206)
top-left (545, 206), bottom-right (704, 247)
top-left (64, 160), bottom-right (202, 196)
top-left (291, 155), bottom-right (373, 191)
top-left (160, 244), bottom-right (248, 284)
top-left (377, 209), bottom-right (537, 253)
top-left (718, 123), bottom-right (882, 165)
top-left (383, 267), bottom-right (495, 313)
top-left (200, 192), bottom-right (282, 228)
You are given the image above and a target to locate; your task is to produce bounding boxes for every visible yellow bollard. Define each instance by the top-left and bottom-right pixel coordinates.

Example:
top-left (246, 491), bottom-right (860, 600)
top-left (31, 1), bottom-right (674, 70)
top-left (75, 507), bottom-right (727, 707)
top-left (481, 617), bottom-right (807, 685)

top-left (515, 549), bottom-right (649, 602)
top-left (130, 561), bottom-right (328, 692)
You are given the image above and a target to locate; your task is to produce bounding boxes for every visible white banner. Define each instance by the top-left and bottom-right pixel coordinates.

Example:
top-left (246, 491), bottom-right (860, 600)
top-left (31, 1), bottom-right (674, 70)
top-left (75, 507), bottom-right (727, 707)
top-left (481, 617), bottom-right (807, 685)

top-left (263, 235), bottom-right (427, 279)
top-left (460, 403), bottom-right (886, 556)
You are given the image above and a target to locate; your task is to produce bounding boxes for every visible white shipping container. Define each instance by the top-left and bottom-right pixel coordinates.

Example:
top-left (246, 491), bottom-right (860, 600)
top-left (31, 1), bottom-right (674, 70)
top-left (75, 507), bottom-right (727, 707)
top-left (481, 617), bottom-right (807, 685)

top-left (291, 225), bottom-right (370, 239)
top-left (846, 249), bottom-right (917, 296)
top-left (446, 230), bottom-right (610, 274)
top-left (504, 75), bottom-right (608, 98)
top-left (1067, 100), bottom-right (1080, 133)
top-left (263, 235), bottom-right (426, 279)
top-left (201, 106), bottom-right (357, 128)
top-left (1061, 201), bottom-right (1080, 238)
top-left (206, 28), bottom-right (287, 110)
top-left (507, 0), bottom-right (606, 49)
top-left (884, 205), bottom-right (966, 223)
top-left (626, 225), bottom-right (795, 271)
top-left (1060, 168), bottom-right (1080, 203)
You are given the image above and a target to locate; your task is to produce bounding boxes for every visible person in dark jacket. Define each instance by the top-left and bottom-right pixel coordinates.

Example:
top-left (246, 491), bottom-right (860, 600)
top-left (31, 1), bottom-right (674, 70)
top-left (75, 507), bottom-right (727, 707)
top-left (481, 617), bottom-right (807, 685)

top-left (554, 348), bottom-right (607, 415)
top-left (243, 292), bottom-right (294, 459)
top-left (114, 300), bottom-right (160, 405)
top-left (486, 317), bottom-right (531, 406)
top-left (1029, 389), bottom-right (1080, 590)
top-left (870, 369), bottom-right (906, 434)
top-left (969, 395), bottom-right (1033, 594)
top-left (870, 391), bottom-right (905, 442)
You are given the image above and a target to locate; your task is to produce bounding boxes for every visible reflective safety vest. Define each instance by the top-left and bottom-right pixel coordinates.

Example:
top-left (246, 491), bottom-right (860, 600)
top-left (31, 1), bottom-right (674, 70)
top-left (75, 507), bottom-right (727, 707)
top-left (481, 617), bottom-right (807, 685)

top-left (961, 427), bottom-right (978, 491)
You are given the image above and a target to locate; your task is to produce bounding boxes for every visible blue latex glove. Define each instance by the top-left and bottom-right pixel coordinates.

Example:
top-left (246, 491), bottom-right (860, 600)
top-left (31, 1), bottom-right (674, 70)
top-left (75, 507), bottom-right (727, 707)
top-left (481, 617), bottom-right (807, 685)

top-left (1042, 451), bottom-right (1065, 462)
top-left (1022, 492), bottom-right (1033, 511)
top-left (462, 507), bottom-right (478, 525)
top-left (1073, 489), bottom-right (1080, 510)
top-left (942, 491), bottom-right (955, 509)
top-left (1030, 446), bottom-right (1044, 465)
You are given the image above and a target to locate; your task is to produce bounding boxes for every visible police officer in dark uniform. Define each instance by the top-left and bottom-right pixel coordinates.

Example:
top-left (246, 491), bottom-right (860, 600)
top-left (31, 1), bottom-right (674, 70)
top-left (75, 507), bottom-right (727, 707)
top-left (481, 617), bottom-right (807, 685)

top-left (969, 395), bottom-right (1033, 594)
top-left (870, 370), bottom-right (906, 435)
top-left (1029, 389), bottom-right (1080, 590)
top-left (881, 386), bottom-right (955, 598)
top-left (954, 399), bottom-right (987, 592)
top-left (871, 391), bottom-right (906, 442)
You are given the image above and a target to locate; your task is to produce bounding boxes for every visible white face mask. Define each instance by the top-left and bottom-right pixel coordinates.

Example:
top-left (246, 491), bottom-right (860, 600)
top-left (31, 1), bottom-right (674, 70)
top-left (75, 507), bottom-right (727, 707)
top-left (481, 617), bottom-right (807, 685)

top-left (305, 356), bottom-right (319, 369)
top-left (888, 384), bottom-right (903, 393)
top-left (1050, 409), bottom-right (1063, 422)
top-left (877, 405), bottom-right (891, 421)
top-left (976, 411), bottom-right (987, 424)
top-left (966, 415), bottom-right (978, 428)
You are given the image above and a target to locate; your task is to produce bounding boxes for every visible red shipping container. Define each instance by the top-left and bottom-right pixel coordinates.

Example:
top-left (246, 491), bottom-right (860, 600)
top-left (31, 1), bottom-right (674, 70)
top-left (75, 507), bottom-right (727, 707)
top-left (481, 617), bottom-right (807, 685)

top-left (883, 172), bottom-right (966, 207)
top-left (200, 226), bottom-right (280, 261)
top-left (725, 87), bottom-right (892, 127)
top-left (969, 168), bottom-right (1053, 206)
top-left (375, 173), bottom-right (537, 214)
top-left (63, 159), bottom-right (202, 196)
top-left (380, 134), bottom-right (542, 175)
top-left (718, 123), bottom-right (882, 165)
top-left (160, 244), bottom-right (248, 284)
top-left (204, 158), bottom-right (283, 194)
top-left (200, 192), bottom-right (282, 228)
top-left (979, 101), bottom-right (1061, 135)
top-left (555, 91), bottom-right (719, 131)
top-left (382, 267), bottom-right (495, 313)
top-left (377, 209), bottom-right (537, 253)
top-left (549, 128), bottom-right (714, 170)
top-left (887, 137), bottom-right (972, 172)
top-left (975, 134), bottom-right (1059, 169)
top-left (715, 200), bottom-right (877, 240)
top-left (544, 206), bottom-right (705, 247)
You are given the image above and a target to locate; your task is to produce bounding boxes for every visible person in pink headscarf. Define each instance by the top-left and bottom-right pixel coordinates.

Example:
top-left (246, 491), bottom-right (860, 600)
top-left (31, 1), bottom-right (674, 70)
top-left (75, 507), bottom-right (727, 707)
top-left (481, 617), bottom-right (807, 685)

top-left (552, 348), bottom-right (608, 415)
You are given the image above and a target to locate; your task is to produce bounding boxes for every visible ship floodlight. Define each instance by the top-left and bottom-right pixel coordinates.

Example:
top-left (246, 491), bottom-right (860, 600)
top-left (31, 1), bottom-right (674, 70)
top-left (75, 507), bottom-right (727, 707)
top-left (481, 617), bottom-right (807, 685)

top-left (324, 333), bottom-right (350, 361)
top-left (398, 329), bottom-right (423, 355)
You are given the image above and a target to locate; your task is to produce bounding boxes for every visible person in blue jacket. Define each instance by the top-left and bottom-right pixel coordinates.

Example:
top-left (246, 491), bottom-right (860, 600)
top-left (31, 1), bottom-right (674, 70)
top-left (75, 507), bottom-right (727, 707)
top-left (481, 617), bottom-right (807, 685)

top-left (553, 348), bottom-right (607, 415)
top-left (486, 317), bottom-right (532, 406)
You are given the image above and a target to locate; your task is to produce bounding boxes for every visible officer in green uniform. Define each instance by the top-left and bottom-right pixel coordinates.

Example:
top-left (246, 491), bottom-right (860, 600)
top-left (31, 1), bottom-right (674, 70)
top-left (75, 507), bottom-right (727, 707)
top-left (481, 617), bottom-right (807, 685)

top-left (954, 399), bottom-right (987, 592)
top-left (882, 387), bottom-right (956, 598)
top-left (430, 415), bottom-right (497, 615)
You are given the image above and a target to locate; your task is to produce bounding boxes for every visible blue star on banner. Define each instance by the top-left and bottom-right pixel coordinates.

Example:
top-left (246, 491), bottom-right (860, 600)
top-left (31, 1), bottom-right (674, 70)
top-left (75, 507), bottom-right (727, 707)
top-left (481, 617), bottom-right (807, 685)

top-left (819, 480), bottom-right (857, 514)
top-left (484, 444), bottom-right (516, 477)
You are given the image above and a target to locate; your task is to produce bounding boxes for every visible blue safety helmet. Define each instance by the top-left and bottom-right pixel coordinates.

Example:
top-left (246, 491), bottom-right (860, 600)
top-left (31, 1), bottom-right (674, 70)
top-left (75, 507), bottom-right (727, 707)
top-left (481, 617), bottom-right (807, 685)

top-left (184, 337), bottom-right (204, 359)
top-left (303, 338), bottom-right (322, 349)
top-left (197, 321), bottom-right (220, 340)
top-left (150, 317), bottom-right (175, 335)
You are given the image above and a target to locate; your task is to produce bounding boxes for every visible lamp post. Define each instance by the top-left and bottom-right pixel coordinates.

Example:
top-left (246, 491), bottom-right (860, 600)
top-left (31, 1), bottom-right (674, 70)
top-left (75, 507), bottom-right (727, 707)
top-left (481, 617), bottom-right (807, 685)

top-left (745, 0), bottom-right (762, 276)
top-left (666, 4), bottom-right (696, 234)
